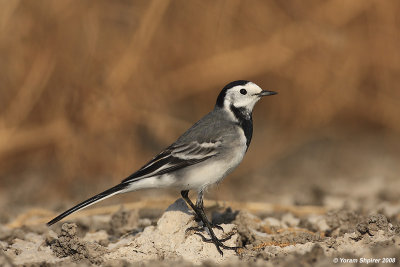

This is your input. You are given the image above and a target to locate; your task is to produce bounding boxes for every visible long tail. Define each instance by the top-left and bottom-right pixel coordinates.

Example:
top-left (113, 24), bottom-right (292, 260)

top-left (47, 183), bottom-right (129, 226)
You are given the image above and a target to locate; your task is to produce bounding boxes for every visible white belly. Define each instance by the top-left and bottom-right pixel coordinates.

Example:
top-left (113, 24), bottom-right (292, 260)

top-left (180, 131), bottom-right (248, 191)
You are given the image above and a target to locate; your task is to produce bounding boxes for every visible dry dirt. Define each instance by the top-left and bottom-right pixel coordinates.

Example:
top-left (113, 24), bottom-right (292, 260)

top-left (1, 195), bottom-right (399, 267)
top-left (1, 133), bottom-right (400, 266)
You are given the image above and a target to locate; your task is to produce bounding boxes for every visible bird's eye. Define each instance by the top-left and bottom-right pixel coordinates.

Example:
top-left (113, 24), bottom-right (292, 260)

top-left (240, 89), bottom-right (247, 95)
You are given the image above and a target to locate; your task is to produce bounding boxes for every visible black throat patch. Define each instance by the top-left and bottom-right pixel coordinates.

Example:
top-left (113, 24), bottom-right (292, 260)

top-left (230, 104), bottom-right (253, 148)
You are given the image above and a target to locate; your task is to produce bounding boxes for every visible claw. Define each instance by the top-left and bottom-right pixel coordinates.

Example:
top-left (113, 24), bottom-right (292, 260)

top-left (217, 233), bottom-right (236, 243)
top-left (185, 226), bottom-right (204, 233)
top-left (194, 232), bottom-right (241, 256)
top-left (186, 223), bottom-right (224, 233)
top-left (211, 223), bottom-right (224, 232)
top-left (195, 232), bottom-right (235, 244)
top-left (194, 232), bottom-right (211, 242)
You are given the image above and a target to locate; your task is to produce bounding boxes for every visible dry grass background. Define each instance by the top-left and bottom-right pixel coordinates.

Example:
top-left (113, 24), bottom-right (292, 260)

top-left (0, 0), bottom-right (399, 213)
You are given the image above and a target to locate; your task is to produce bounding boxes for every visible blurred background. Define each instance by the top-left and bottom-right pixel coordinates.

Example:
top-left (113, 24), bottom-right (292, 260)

top-left (1, 0), bottom-right (399, 218)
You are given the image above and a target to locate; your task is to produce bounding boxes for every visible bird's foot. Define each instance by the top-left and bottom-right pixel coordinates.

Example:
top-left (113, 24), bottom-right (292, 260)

top-left (195, 232), bottom-right (241, 256)
top-left (188, 214), bottom-right (225, 232)
top-left (185, 222), bottom-right (224, 233)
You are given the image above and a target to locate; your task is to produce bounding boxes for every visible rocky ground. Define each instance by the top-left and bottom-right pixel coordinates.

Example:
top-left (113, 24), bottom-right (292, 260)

top-left (1, 136), bottom-right (400, 266)
top-left (1, 195), bottom-right (399, 266)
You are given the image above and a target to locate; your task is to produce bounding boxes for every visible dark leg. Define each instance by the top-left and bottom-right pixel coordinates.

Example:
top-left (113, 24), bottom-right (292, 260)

top-left (195, 190), bottom-right (204, 208)
top-left (186, 191), bottom-right (223, 232)
top-left (181, 190), bottom-right (239, 256)
top-left (185, 193), bottom-right (205, 232)
top-left (195, 190), bottom-right (223, 231)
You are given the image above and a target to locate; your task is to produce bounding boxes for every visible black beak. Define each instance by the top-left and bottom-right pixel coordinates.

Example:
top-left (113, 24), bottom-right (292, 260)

top-left (257, 90), bottom-right (277, 97)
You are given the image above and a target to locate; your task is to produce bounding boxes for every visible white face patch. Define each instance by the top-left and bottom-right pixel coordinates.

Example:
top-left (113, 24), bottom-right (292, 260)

top-left (223, 82), bottom-right (263, 111)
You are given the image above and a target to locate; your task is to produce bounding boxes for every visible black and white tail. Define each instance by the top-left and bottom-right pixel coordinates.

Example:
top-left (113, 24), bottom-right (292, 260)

top-left (47, 183), bottom-right (128, 226)
top-left (47, 139), bottom-right (221, 226)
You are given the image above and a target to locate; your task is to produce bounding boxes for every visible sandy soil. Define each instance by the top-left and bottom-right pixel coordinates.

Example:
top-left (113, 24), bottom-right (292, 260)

top-left (1, 134), bottom-right (400, 266)
top-left (1, 194), bottom-right (399, 267)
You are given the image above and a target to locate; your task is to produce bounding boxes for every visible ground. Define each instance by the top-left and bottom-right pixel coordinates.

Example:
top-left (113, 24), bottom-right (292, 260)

top-left (1, 135), bottom-right (400, 266)
top-left (1, 191), bottom-right (399, 266)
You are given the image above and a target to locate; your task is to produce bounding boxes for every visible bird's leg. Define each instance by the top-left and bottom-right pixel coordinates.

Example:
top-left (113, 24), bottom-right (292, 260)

top-left (185, 190), bottom-right (223, 232)
top-left (190, 191), bottom-right (203, 223)
top-left (182, 190), bottom-right (205, 232)
top-left (181, 190), bottom-right (239, 256)
top-left (196, 191), bottom-right (224, 231)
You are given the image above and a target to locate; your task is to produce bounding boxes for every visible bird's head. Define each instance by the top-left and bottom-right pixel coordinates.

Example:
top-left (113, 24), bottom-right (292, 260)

top-left (216, 80), bottom-right (277, 112)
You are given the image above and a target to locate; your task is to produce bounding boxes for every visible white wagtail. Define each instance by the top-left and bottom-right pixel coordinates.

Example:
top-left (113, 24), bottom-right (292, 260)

top-left (47, 80), bottom-right (277, 255)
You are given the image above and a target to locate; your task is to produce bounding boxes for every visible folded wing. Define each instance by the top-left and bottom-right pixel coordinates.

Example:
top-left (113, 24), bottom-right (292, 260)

top-left (121, 140), bottom-right (222, 184)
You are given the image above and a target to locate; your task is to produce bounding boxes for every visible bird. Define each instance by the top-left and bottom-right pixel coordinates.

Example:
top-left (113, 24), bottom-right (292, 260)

top-left (47, 80), bottom-right (277, 255)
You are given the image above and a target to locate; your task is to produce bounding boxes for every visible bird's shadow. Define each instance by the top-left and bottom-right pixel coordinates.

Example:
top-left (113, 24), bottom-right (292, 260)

top-left (165, 198), bottom-right (193, 216)
top-left (212, 207), bottom-right (239, 225)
